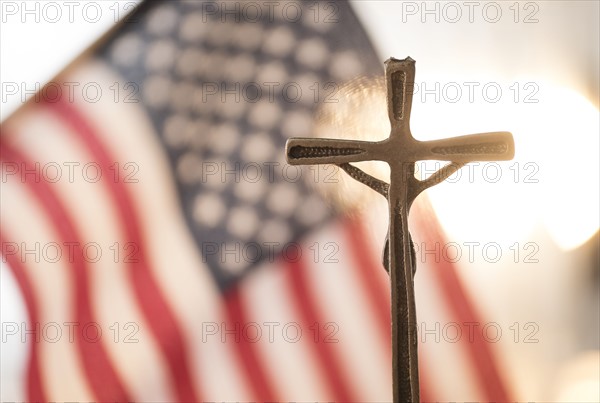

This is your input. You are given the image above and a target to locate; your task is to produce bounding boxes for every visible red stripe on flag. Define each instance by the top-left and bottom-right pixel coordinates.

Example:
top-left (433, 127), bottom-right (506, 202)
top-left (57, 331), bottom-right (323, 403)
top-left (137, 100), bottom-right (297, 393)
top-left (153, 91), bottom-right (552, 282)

top-left (45, 98), bottom-right (200, 403)
top-left (0, 232), bottom-right (47, 402)
top-left (413, 199), bottom-right (511, 401)
top-left (343, 217), bottom-right (437, 402)
top-left (0, 142), bottom-right (131, 402)
top-left (223, 286), bottom-right (279, 402)
top-left (285, 256), bottom-right (356, 403)
top-left (343, 218), bottom-right (392, 345)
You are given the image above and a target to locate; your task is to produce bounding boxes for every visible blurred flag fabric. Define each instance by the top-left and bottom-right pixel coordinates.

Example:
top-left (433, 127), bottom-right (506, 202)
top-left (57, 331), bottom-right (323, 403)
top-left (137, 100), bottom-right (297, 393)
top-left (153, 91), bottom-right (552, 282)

top-left (1, 1), bottom-right (510, 401)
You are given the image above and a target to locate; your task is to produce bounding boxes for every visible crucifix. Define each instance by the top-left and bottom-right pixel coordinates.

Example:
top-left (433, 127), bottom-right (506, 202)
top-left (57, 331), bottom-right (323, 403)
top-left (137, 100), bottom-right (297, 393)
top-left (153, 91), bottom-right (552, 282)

top-left (285, 57), bottom-right (515, 402)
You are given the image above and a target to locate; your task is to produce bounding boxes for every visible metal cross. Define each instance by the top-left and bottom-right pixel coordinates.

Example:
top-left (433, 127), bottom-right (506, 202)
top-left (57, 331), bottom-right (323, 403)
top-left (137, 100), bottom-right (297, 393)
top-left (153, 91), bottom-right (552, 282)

top-left (285, 57), bottom-right (514, 402)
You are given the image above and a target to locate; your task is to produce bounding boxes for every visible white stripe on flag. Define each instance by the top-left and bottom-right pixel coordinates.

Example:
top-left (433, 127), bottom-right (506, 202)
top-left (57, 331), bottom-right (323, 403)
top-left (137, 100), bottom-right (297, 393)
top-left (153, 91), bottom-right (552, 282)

top-left (415, 257), bottom-right (485, 401)
top-left (301, 221), bottom-right (393, 401)
top-left (240, 261), bottom-right (331, 401)
top-left (1, 167), bottom-right (94, 401)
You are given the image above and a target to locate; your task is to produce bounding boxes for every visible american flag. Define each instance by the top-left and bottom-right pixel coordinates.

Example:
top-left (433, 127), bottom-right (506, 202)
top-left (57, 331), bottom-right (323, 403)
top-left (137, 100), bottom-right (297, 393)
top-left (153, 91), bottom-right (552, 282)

top-left (1, 1), bottom-right (510, 401)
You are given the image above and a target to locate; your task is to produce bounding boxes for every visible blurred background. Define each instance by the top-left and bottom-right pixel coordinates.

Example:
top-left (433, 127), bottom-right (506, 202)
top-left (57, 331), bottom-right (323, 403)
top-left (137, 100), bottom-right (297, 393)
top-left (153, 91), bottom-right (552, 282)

top-left (2, 1), bottom-right (598, 401)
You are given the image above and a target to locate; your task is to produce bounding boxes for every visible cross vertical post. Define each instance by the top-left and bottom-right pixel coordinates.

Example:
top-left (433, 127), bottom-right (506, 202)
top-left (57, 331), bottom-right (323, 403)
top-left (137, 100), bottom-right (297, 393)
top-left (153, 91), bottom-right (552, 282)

top-left (286, 57), bottom-right (514, 402)
top-left (385, 57), bottom-right (420, 402)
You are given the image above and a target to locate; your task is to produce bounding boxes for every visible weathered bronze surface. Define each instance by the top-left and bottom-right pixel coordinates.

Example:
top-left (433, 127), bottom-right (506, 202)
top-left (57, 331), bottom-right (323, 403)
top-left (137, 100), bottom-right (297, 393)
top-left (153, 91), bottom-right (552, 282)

top-left (285, 57), bottom-right (515, 402)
